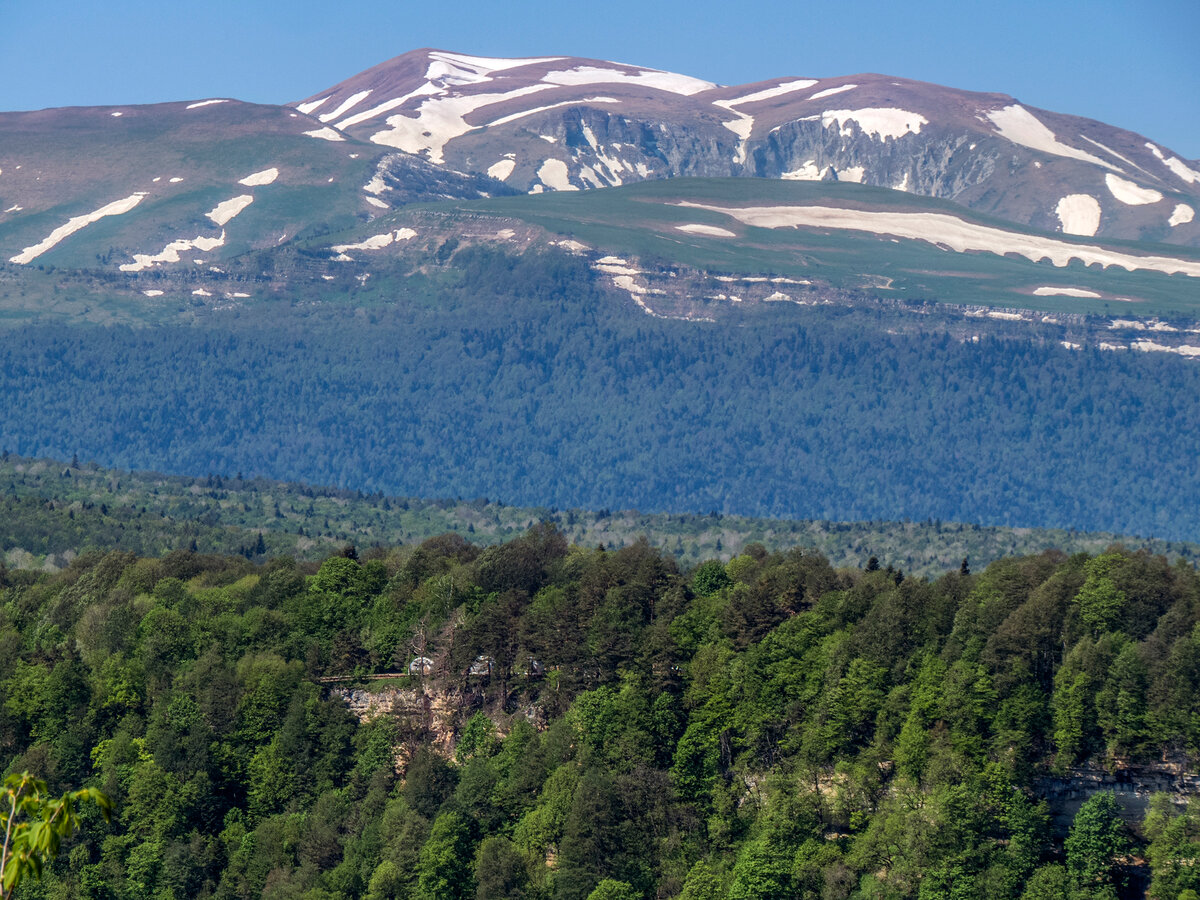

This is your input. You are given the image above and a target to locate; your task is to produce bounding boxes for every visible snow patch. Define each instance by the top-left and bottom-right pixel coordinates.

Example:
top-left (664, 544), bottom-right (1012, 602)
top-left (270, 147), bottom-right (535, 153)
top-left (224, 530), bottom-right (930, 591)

top-left (675, 201), bottom-right (1200, 278)
top-left (4, 205), bottom-right (22, 212)
top-left (1055, 194), bottom-right (1101, 236)
top-left (207, 195), bottom-right (253, 226)
top-left (239, 167), bottom-right (279, 187)
top-left (676, 223), bottom-right (736, 237)
top-left (304, 127), bottom-right (346, 142)
top-left (537, 159), bottom-right (576, 191)
top-left (143, 290), bottom-right (164, 297)
top-left (1032, 286), bottom-right (1101, 298)
top-left (365, 196), bottom-right (389, 209)
top-left (10, 193), bottom-right (146, 264)
top-left (551, 239), bottom-right (589, 252)
top-left (186, 99), bottom-right (228, 110)
top-left (810, 83), bottom-right (857, 101)
top-left (330, 228), bottom-right (416, 254)
top-left (192, 289), bottom-right (212, 297)
top-left (121, 232), bottom-right (226, 271)
top-left (837, 166), bottom-right (865, 183)
top-left (986, 105), bottom-right (1115, 169)
top-left (1105, 173), bottom-right (1162, 205)
top-left (542, 65), bottom-right (715, 95)
top-left (813, 108), bottom-right (927, 140)
top-left (111, 112), bottom-right (123, 117)
top-left (1169, 203), bottom-right (1195, 227)
top-left (781, 160), bottom-right (827, 181)
top-left (169, 177), bottom-right (183, 183)
top-left (363, 174), bottom-right (387, 195)
top-left (318, 89), bottom-right (373, 123)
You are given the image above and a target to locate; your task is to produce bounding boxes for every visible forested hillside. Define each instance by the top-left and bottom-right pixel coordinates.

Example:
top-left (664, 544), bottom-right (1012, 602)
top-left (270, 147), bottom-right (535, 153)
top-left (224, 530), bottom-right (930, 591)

top-left (5, 453), bottom-right (1199, 577)
top-left (1, 247), bottom-right (1199, 540)
top-left (4, 532), bottom-right (1200, 899)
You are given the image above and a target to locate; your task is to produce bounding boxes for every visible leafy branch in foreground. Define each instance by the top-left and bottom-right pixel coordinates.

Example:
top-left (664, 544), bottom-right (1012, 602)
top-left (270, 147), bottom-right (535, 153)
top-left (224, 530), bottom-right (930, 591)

top-left (0, 773), bottom-right (111, 900)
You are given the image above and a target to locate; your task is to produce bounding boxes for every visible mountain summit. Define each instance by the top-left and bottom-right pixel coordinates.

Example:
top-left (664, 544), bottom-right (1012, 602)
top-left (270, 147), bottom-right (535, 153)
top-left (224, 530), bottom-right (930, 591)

top-left (293, 49), bottom-right (1199, 244)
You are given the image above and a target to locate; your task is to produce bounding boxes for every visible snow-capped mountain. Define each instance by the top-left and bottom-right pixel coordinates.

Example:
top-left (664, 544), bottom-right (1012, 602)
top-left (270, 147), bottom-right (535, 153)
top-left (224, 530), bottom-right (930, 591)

top-left (295, 49), bottom-right (1199, 245)
top-left (2, 46), bottom-right (1199, 323)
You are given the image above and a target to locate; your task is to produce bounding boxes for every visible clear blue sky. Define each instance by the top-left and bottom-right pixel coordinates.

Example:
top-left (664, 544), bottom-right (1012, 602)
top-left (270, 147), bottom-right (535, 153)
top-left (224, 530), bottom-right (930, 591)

top-left (2, 0), bottom-right (1197, 158)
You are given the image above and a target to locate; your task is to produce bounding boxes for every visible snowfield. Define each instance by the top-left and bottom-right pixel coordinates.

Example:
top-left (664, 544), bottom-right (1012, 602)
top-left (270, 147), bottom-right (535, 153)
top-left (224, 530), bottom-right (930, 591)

top-left (811, 108), bottom-right (928, 141)
top-left (986, 105), bottom-right (1115, 170)
top-left (10, 193), bottom-right (147, 264)
top-left (1170, 204), bottom-right (1195, 227)
top-left (675, 201), bottom-right (1200, 278)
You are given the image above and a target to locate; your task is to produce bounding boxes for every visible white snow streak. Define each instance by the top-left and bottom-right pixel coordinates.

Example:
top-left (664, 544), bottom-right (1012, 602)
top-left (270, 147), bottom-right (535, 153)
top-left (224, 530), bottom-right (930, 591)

top-left (296, 96), bottom-right (330, 115)
top-left (186, 99), bottom-right (228, 110)
top-left (143, 290), bottom-right (164, 297)
top-left (986, 105), bottom-right (1116, 169)
top-left (810, 84), bottom-right (857, 101)
top-left (674, 201), bottom-right (1200, 278)
top-left (1105, 173), bottom-right (1162, 205)
top-left (1032, 286), bottom-right (1101, 297)
top-left (719, 79), bottom-right (818, 107)
top-left (9, 193), bottom-right (146, 264)
top-left (365, 196), bottom-right (389, 209)
top-left (1055, 194), bottom-right (1102, 236)
top-left (676, 223), bottom-right (736, 237)
top-left (238, 168), bottom-right (279, 187)
top-left (541, 65), bottom-right (715, 96)
top-left (333, 84), bottom-right (441, 130)
top-left (485, 96), bottom-right (619, 128)
top-left (207, 195), bottom-right (253, 227)
top-left (318, 90), bottom-right (373, 123)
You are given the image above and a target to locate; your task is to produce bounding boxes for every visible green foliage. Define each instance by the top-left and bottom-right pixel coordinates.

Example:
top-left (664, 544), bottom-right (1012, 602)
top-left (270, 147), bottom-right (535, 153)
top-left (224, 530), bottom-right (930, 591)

top-left (1064, 793), bottom-right (1127, 890)
top-left (1, 534), bottom-right (1199, 900)
top-left (0, 772), bottom-right (111, 899)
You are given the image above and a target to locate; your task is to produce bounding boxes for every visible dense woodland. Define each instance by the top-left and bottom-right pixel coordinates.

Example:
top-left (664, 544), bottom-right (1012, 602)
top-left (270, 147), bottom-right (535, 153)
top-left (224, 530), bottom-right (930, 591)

top-left (4, 453), bottom-right (1198, 578)
top-left (5, 528), bottom-right (1200, 899)
top-left (1, 247), bottom-right (1199, 539)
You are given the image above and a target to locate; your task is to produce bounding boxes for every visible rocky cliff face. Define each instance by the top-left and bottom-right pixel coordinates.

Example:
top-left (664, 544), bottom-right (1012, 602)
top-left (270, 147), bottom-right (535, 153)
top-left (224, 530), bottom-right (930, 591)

top-left (333, 683), bottom-right (468, 766)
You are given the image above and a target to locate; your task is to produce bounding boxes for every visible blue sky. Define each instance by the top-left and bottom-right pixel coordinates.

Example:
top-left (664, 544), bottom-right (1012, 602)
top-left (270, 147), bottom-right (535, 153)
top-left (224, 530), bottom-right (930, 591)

top-left (2, 0), bottom-right (1197, 157)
